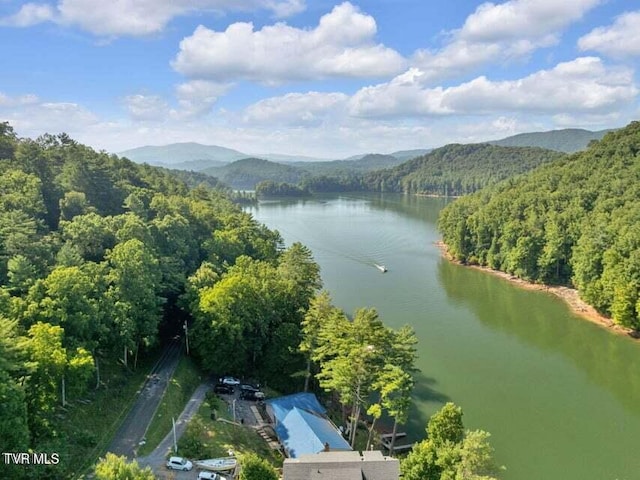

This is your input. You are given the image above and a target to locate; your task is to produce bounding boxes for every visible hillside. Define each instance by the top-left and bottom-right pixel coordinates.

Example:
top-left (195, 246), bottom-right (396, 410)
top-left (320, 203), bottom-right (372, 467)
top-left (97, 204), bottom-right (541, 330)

top-left (119, 142), bottom-right (248, 165)
top-left (0, 122), bottom-right (330, 480)
top-left (203, 157), bottom-right (308, 189)
top-left (0, 123), bottom-right (296, 478)
top-left (488, 128), bottom-right (612, 153)
top-left (362, 143), bottom-right (564, 196)
top-left (439, 121), bottom-right (640, 329)
top-left (390, 149), bottom-right (432, 161)
top-left (291, 153), bottom-right (406, 176)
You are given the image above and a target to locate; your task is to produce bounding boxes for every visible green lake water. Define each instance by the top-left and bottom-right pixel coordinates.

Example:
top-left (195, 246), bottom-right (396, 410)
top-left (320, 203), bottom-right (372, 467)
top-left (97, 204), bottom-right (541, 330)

top-left (247, 193), bottom-right (640, 480)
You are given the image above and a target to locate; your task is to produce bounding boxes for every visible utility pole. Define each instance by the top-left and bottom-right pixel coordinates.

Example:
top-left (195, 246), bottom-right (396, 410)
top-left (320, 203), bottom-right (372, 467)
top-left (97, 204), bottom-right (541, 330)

top-left (172, 417), bottom-right (177, 453)
top-left (183, 321), bottom-right (189, 355)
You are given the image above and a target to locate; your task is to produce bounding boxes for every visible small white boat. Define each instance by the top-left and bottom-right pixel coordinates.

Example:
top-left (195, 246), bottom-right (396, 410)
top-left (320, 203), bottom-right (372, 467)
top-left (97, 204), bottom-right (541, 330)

top-left (374, 264), bottom-right (387, 273)
top-left (195, 457), bottom-right (237, 472)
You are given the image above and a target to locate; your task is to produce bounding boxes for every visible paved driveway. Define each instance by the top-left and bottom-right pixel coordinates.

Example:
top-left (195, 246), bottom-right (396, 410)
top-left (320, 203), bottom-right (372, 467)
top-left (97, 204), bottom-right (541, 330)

top-left (137, 380), bottom-right (269, 479)
top-left (107, 342), bottom-right (182, 458)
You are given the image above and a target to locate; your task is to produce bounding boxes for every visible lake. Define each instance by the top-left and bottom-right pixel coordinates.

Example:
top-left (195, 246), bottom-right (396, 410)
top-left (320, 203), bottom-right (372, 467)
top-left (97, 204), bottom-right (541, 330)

top-left (247, 193), bottom-right (640, 480)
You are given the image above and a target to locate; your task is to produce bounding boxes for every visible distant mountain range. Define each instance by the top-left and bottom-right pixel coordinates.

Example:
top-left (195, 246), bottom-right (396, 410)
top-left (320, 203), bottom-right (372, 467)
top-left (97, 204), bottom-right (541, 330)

top-left (117, 127), bottom-right (615, 189)
top-left (119, 142), bottom-right (248, 165)
top-left (118, 144), bottom-right (430, 169)
top-left (487, 128), bottom-right (612, 153)
top-left (119, 127), bottom-right (611, 169)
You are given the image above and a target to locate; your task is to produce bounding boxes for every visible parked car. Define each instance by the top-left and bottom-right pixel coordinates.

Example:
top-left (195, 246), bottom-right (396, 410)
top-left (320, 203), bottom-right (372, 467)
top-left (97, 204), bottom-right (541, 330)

top-left (198, 471), bottom-right (224, 480)
top-left (240, 384), bottom-right (265, 401)
top-left (166, 456), bottom-right (193, 471)
top-left (213, 383), bottom-right (234, 394)
top-left (221, 376), bottom-right (240, 386)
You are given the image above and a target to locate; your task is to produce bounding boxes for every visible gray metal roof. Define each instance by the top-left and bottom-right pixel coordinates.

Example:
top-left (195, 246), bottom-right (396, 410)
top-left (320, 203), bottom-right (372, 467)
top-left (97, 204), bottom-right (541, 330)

top-left (283, 451), bottom-right (399, 480)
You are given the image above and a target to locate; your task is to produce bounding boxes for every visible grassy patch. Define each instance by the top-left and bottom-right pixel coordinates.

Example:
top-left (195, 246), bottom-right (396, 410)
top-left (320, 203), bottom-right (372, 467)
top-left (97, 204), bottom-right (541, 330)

top-left (177, 402), bottom-right (283, 468)
top-left (54, 353), bottom-right (159, 478)
top-left (138, 355), bottom-right (203, 456)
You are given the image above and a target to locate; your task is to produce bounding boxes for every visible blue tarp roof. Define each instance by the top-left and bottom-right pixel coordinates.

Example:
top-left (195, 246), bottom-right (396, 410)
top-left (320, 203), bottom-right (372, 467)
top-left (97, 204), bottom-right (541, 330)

top-left (274, 407), bottom-right (351, 458)
top-left (266, 392), bottom-right (326, 424)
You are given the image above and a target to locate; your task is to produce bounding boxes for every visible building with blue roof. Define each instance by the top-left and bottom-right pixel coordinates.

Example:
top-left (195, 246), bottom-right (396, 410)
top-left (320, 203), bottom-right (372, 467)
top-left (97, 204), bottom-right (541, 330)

top-left (266, 393), bottom-right (351, 458)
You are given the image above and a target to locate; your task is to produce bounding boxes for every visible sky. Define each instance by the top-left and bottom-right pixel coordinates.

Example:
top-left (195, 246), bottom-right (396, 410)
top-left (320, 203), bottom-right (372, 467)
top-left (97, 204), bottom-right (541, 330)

top-left (1, 0), bottom-right (639, 158)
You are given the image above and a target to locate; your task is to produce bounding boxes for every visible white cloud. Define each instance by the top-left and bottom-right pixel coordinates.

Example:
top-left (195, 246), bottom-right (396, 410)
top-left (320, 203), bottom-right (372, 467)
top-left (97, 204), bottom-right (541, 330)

top-left (0, 0), bottom-right (306, 36)
top-left (172, 2), bottom-right (406, 84)
top-left (175, 80), bottom-right (231, 119)
top-left (349, 57), bottom-right (638, 118)
top-left (578, 11), bottom-right (640, 57)
top-left (413, 0), bottom-right (602, 83)
top-left (0, 94), bottom-right (99, 137)
top-left (0, 3), bottom-right (55, 27)
top-left (123, 94), bottom-right (170, 122)
top-left (459, 0), bottom-right (601, 42)
top-left (348, 68), bottom-right (450, 118)
top-left (242, 91), bottom-right (348, 126)
top-left (439, 58), bottom-right (637, 114)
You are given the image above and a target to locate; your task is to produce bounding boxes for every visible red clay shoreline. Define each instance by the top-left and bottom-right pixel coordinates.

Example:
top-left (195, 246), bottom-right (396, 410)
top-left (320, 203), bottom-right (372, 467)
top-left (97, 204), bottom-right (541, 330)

top-left (435, 241), bottom-right (639, 340)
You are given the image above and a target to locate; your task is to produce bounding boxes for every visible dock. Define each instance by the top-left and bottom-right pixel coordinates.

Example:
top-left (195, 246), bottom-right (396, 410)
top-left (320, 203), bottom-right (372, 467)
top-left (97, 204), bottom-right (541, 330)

top-left (380, 432), bottom-right (415, 453)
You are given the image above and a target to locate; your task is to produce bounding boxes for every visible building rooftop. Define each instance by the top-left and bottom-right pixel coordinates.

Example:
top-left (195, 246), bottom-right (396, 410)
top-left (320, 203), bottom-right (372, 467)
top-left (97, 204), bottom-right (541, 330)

top-left (277, 407), bottom-right (351, 458)
top-left (283, 450), bottom-right (400, 480)
top-left (266, 392), bottom-right (326, 423)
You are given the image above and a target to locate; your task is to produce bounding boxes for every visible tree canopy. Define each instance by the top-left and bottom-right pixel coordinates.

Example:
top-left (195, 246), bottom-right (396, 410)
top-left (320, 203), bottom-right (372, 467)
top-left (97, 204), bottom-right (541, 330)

top-left (438, 121), bottom-right (640, 329)
top-left (402, 403), bottom-right (502, 480)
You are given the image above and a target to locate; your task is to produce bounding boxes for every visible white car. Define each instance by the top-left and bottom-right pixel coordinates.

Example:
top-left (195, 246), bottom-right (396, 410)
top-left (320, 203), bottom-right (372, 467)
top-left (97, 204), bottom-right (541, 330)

top-left (221, 376), bottom-right (240, 386)
top-left (166, 456), bottom-right (193, 471)
top-left (198, 472), bottom-right (224, 480)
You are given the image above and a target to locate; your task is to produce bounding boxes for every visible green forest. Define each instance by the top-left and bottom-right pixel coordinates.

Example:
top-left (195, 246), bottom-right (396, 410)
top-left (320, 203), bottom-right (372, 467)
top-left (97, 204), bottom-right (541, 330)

top-left (438, 121), bottom-right (640, 329)
top-left (257, 143), bottom-right (564, 197)
top-left (0, 122), bottom-right (330, 478)
top-left (3, 122), bottom-right (478, 479)
top-left (362, 143), bottom-right (564, 196)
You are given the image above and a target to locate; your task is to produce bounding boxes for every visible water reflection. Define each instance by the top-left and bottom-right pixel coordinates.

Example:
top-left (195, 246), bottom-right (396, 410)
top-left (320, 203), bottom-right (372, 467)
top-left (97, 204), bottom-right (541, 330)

top-left (437, 258), bottom-right (640, 417)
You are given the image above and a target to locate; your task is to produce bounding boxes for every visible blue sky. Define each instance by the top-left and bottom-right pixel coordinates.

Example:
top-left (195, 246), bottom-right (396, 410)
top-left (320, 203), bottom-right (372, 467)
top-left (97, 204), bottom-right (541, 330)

top-left (1, 0), bottom-right (639, 158)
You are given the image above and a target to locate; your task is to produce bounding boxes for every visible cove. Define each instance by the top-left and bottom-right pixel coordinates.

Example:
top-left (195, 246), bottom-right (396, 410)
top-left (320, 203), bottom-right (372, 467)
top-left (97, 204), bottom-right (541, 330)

top-left (247, 193), bottom-right (640, 480)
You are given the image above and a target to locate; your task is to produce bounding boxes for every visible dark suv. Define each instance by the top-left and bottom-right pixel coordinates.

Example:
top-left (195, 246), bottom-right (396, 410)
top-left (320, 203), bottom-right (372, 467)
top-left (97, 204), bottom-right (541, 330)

top-left (213, 383), bottom-right (234, 395)
top-left (239, 384), bottom-right (265, 401)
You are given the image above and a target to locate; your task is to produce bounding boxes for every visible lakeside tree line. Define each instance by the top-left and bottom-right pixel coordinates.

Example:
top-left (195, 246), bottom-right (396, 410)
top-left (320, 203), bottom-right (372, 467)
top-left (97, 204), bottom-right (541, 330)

top-left (439, 121), bottom-right (640, 330)
top-left (252, 144), bottom-right (564, 197)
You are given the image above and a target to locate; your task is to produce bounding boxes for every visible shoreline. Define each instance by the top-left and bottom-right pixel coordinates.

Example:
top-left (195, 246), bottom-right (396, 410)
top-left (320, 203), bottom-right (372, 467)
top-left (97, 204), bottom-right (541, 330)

top-left (435, 241), bottom-right (638, 340)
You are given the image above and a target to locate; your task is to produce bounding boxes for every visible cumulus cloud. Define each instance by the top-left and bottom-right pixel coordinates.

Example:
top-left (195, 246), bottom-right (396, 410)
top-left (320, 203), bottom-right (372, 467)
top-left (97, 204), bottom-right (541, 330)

top-left (0, 0), bottom-right (306, 36)
top-left (242, 91), bottom-right (348, 126)
top-left (0, 3), bottom-right (55, 27)
top-left (175, 80), bottom-right (231, 118)
top-left (413, 0), bottom-right (603, 83)
top-left (578, 11), bottom-right (640, 57)
top-left (0, 93), bottom-right (99, 137)
top-left (459, 0), bottom-right (602, 42)
top-left (349, 57), bottom-right (637, 118)
top-left (172, 2), bottom-right (406, 84)
top-left (123, 94), bottom-right (170, 122)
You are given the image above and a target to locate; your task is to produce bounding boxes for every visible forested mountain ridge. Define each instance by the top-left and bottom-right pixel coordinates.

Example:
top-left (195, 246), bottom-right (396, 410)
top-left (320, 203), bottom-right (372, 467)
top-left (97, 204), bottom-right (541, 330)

top-left (438, 121), bottom-right (640, 329)
top-left (0, 122), bottom-right (322, 478)
top-left (362, 143), bottom-right (564, 196)
top-left (488, 128), bottom-right (612, 152)
top-left (203, 157), bottom-right (308, 189)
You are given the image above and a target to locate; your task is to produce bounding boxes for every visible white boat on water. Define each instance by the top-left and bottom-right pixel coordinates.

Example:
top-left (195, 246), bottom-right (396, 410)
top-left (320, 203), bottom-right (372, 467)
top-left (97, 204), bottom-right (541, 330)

top-left (374, 264), bottom-right (388, 273)
top-left (195, 457), bottom-right (237, 472)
